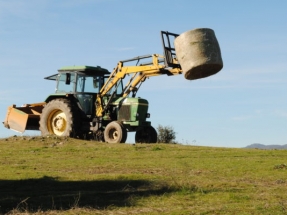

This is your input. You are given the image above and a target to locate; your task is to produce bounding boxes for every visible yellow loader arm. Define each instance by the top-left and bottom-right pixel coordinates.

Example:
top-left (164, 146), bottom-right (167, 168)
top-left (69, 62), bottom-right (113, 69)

top-left (96, 54), bottom-right (182, 117)
top-left (100, 54), bottom-right (182, 97)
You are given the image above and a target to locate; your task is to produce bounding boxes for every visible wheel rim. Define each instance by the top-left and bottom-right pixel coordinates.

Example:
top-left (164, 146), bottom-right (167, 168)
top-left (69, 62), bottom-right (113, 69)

top-left (47, 110), bottom-right (67, 136)
top-left (108, 128), bottom-right (119, 140)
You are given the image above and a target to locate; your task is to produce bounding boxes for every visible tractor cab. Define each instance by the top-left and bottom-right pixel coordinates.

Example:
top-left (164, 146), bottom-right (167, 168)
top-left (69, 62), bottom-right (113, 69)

top-left (44, 65), bottom-right (124, 117)
top-left (45, 66), bottom-right (116, 94)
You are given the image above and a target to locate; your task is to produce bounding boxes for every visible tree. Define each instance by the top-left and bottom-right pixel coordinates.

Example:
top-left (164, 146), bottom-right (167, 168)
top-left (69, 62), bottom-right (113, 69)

top-left (156, 125), bottom-right (176, 144)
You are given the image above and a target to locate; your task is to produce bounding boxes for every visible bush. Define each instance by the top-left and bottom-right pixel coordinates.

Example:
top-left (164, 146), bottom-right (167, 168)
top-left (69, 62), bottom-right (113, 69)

top-left (157, 125), bottom-right (176, 144)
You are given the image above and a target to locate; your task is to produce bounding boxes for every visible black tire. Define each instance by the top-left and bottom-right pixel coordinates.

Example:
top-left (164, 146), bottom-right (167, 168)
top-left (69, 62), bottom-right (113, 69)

top-left (135, 126), bottom-right (157, 143)
top-left (39, 99), bottom-right (79, 137)
top-left (104, 121), bottom-right (127, 143)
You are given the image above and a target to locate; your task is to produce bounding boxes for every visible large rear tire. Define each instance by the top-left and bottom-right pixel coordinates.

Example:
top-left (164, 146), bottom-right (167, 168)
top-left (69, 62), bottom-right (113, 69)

top-left (104, 121), bottom-right (127, 143)
top-left (39, 99), bottom-right (79, 137)
top-left (135, 126), bottom-right (157, 143)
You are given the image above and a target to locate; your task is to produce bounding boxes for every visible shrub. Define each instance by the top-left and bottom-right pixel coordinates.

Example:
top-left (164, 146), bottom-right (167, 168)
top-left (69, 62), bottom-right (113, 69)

top-left (157, 125), bottom-right (176, 144)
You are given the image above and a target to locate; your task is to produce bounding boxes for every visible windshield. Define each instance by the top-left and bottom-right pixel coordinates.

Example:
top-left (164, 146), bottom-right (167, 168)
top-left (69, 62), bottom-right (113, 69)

top-left (55, 73), bottom-right (124, 95)
top-left (76, 75), bottom-right (104, 93)
top-left (104, 76), bottom-right (123, 96)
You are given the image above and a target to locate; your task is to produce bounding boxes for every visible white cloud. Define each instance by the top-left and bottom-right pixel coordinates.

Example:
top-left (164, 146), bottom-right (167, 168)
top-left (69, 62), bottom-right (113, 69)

top-left (231, 109), bottom-right (287, 122)
top-left (0, 90), bottom-right (20, 104)
top-left (231, 115), bottom-right (253, 121)
top-left (114, 47), bottom-right (136, 51)
top-left (0, 0), bottom-right (48, 19)
top-left (273, 110), bottom-right (287, 118)
top-left (56, 0), bottom-right (106, 7)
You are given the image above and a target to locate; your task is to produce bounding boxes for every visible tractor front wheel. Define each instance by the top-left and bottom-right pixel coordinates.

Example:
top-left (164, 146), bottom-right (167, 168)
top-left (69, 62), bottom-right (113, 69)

top-left (104, 121), bottom-right (127, 143)
top-left (135, 126), bottom-right (157, 143)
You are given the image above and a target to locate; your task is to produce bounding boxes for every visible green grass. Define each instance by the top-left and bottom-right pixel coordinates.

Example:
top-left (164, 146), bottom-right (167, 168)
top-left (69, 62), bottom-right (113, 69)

top-left (1, 136), bottom-right (287, 214)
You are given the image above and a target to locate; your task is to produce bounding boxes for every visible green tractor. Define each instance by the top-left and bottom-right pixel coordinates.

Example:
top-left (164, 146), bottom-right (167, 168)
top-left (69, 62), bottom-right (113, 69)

top-left (40, 64), bottom-right (157, 143)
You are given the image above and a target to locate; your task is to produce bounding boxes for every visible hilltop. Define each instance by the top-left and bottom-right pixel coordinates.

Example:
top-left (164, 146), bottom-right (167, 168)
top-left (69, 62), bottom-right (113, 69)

top-left (1, 136), bottom-right (287, 214)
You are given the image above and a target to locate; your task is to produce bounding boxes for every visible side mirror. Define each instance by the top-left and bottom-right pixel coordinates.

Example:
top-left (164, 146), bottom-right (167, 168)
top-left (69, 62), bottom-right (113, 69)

top-left (65, 73), bottom-right (71, 85)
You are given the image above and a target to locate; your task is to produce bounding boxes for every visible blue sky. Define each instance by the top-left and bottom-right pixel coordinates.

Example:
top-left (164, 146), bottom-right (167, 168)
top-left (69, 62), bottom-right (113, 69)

top-left (0, 0), bottom-right (286, 148)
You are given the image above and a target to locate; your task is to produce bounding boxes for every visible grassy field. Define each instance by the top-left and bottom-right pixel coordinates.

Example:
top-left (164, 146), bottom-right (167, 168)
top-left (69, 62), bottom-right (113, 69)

top-left (0, 136), bottom-right (287, 214)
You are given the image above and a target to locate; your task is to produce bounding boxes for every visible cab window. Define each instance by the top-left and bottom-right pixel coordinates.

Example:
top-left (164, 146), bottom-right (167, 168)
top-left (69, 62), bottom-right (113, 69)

top-left (56, 73), bottom-right (75, 93)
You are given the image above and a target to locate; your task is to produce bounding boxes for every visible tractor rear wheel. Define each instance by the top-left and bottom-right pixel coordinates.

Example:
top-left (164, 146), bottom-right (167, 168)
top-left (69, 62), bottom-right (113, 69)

top-left (39, 99), bottom-right (79, 137)
top-left (104, 121), bottom-right (127, 143)
top-left (135, 126), bottom-right (157, 143)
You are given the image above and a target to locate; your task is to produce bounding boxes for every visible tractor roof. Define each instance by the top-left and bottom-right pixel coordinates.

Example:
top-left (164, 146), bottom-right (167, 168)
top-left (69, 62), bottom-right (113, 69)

top-left (44, 65), bottom-right (110, 81)
top-left (58, 65), bottom-right (110, 75)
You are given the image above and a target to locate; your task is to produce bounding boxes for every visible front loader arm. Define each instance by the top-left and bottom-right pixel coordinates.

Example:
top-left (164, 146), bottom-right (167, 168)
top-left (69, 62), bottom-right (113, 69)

top-left (122, 65), bottom-right (182, 97)
top-left (96, 54), bottom-right (182, 116)
top-left (100, 54), bottom-right (182, 98)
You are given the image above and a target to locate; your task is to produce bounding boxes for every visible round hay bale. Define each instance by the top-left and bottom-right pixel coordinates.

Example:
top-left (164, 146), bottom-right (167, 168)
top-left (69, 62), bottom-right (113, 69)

top-left (174, 28), bottom-right (223, 80)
